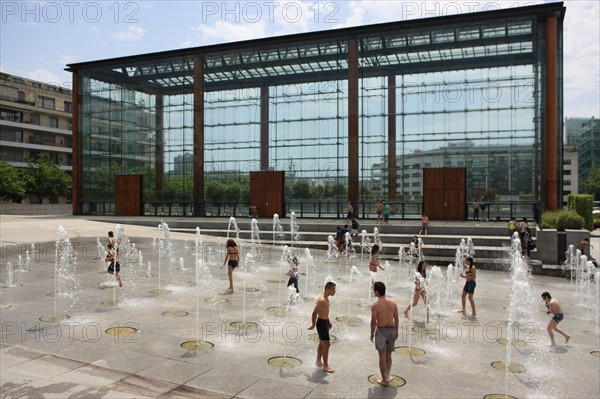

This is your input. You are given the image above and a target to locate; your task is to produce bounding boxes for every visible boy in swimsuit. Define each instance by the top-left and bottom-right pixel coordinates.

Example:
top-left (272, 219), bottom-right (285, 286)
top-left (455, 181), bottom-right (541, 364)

top-left (370, 281), bottom-right (399, 386)
top-left (222, 239), bottom-right (239, 293)
top-left (308, 282), bottom-right (336, 373)
top-left (541, 291), bottom-right (570, 347)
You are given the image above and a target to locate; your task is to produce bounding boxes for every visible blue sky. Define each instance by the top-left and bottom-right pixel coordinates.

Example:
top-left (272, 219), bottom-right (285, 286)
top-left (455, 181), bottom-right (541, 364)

top-left (1, 0), bottom-right (598, 118)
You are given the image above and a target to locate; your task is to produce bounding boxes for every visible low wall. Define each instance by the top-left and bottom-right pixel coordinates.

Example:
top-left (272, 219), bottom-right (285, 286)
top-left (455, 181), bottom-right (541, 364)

top-left (534, 227), bottom-right (590, 265)
top-left (0, 204), bottom-right (72, 215)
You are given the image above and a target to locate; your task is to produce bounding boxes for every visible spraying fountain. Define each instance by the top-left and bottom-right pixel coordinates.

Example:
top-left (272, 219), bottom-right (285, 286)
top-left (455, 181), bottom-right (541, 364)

top-left (40, 226), bottom-right (78, 323)
top-left (245, 219), bottom-right (262, 266)
top-left (272, 213), bottom-right (285, 245)
top-left (14, 254), bottom-right (29, 272)
top-left (148, 221), bottom-right (172, 295)
top-left (563, 245), bottom-right (578, 284)
top-left (181, 229), bottom-right (215, 352)
top-left (373, 227), bottom-right (383, 254)
top-left (290, 211), bottom-right (300, 246)
top-left (227, 217), bottom-right (240, 239)
top-left (267, 285), bottom-right (303, 369)
top-left (0, 262), bottom-right (21, 288)
top-left (324, 235), bottom-right (338, 266)
top-left (428, 266), bottom-right (444, 319)
top-left (489, 234), bottom-right (530, 398)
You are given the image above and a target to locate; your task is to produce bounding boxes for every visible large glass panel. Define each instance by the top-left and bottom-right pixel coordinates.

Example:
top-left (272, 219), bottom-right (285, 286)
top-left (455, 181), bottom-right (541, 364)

top-left (394, 66), bottom-right (535, 201)
top-left (80, 76), bottom-right (157, 209)
top-left (204, 87), bottom-right (261, 206)
top-left (270, 80), bottom-right (347, 203)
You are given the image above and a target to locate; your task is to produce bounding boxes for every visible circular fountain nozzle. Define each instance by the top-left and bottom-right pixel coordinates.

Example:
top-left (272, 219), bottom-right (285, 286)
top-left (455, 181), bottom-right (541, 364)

top-left (39, 314), bottom-right (70, 323)
top-left (180, 341), bottom-right (214, 351)
top-left (394, 346), bottom-right (426, 356)
top-left (491, 361), bottom-right (526, 373)
top-left (267, 356), bottom-right (302, 368)
top-left (105, 327), bottom-right (137, 336)
top-left (368, 374), bottom-right (406, 387)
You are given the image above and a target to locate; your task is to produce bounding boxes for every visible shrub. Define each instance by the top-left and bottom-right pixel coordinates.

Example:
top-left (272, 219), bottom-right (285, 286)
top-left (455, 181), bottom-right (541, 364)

top-left (567, 194), bottom-right (594, 230)
top-left (541, 210), bottom-right (584, 230)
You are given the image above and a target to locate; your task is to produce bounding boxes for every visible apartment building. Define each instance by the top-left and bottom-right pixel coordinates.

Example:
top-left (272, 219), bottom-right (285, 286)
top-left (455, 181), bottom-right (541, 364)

top-left (0, 72), bottom-right (72, 172)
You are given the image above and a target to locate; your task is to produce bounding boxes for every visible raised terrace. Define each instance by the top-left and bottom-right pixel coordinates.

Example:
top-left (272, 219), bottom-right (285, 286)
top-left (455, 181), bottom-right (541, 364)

top-left (94, 216), bottom-right (537, 273)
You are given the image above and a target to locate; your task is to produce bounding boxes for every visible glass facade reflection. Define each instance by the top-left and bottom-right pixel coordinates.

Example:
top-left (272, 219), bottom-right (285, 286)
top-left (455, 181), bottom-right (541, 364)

top-left (68, 3), bottom-right (564, 218)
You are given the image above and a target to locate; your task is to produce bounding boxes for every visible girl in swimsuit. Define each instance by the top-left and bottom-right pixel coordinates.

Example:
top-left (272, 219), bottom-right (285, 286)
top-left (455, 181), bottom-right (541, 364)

top-left (459, 256), bottom-right (477, 316)
top-left (404, 260), bottom-right (429, 322)
top-left (369, 244), bottom-right (385, 273)
top-left (222, 239), bottom-right (239, 293)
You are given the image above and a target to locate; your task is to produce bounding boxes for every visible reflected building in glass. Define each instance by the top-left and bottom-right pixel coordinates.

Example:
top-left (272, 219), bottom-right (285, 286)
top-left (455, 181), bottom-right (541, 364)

top-left (67, 2), bottom-right (565, 220)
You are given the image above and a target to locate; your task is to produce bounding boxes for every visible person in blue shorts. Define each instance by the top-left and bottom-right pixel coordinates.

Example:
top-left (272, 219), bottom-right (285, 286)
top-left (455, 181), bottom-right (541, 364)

top-left (542, 291), bottom-right (570, 347)
top-left (459, 256), bottom-right (476, 316)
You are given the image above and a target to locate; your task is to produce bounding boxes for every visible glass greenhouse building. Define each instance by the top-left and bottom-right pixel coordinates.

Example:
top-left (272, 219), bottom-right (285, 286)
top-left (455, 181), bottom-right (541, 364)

top-left (67, 2), bottom-right (565, 220)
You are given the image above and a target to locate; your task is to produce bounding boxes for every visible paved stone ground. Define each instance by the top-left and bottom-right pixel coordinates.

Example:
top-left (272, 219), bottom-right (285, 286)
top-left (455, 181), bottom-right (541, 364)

top-left (0, 215), bottom-right (599, 399)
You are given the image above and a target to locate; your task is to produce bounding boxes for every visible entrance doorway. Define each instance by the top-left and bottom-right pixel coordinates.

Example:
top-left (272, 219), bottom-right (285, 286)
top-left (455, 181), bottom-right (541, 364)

top-left (115, 175), bottom-right (143, 216)
top-left (423, 168), bottom-right (466, 220)
top-left (250, 171), bottom-right (285, 218)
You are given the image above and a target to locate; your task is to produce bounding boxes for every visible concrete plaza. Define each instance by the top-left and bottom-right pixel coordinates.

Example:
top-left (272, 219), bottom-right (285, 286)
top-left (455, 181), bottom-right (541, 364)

top-left (1, 215), bottom-right (599, 398)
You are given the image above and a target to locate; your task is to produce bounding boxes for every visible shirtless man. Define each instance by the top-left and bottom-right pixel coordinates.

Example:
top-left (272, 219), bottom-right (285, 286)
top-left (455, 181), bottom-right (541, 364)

top-left (308, 282), bottom-right (336, 373)
top-left (370, 281), bottom-right (399, 386)
top-left (419, 214), bottom-right (430, 235)
top-left (541, 291), bottom-right (570, 347)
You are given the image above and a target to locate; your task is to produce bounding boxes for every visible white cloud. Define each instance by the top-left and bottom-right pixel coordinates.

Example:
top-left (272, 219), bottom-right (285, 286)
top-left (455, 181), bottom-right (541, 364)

top-left (187, 21), bottom-right (267, 46)
top-left (25, 68), bottom-right (66, 87)
top-left (112, 26), bottom-right (147, 41)
top-left (563, 0), bottom-right (600, 117)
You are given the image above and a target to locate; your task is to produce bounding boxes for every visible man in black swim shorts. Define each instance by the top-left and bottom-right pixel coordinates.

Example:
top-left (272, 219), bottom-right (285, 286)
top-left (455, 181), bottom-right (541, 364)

top-left (308, 282), bottom-right (336, 373)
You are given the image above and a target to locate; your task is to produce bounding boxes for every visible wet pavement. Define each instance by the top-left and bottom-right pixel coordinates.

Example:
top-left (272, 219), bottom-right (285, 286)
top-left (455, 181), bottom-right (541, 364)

top-left (0, 215), bottom-right (599, 398)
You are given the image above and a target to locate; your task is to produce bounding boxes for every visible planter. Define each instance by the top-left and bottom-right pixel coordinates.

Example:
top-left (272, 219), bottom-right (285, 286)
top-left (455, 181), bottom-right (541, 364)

top-left (534, 228), bottom-right (590, 265)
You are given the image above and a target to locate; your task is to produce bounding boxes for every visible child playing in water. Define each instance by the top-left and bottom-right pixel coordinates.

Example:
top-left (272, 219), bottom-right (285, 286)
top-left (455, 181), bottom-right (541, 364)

top-left (369, 244), bottom-right (385, 273)
top-left (222, 239), bottom-right (239, 293)
top-left (286, 255), bottom-right (300, 293)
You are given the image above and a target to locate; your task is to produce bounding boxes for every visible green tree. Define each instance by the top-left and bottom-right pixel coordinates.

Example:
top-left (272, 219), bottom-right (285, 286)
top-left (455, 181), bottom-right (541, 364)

top-left (0, 161), bottom-right (28, 203)
top-left (163, 174), bottom-right (193, 201)
top-left (290, 179), bottom-right (311, 199)
top-left (24, 156), bottom-right (71, 202)
top-left (581, 166), bottom-right (600, 200)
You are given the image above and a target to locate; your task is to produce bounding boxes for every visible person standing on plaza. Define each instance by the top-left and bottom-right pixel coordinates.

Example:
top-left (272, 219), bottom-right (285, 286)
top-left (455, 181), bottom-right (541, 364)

top-left (351, 217), bottom-right (360, 240)
top-left (507, 217), bottom-right (519, 238)
top-left (541, 291), bottom-right (570, 347)
top-left (459, 256), bottom-right (476, 316)
top-left (376, 199), bottom-right (384, 225)
top-left (521, 226), bottom-right (533, 261)
top-left (370, 281), bottom-right (399, 386)
top-left (518, 217), bottom-right (529, 240)
top-left (221, 239), bottom-right (239, 293)
top-left (472, 200), bottom-right (480, 221)
top-left (419, 214), bottom-right (430, 235)
top-left (382, 201), bottom-right (391, 226)
top-left (308, 282), bottom-right (337, 373)
top-left (346, 201), bottom-right (354, 223)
